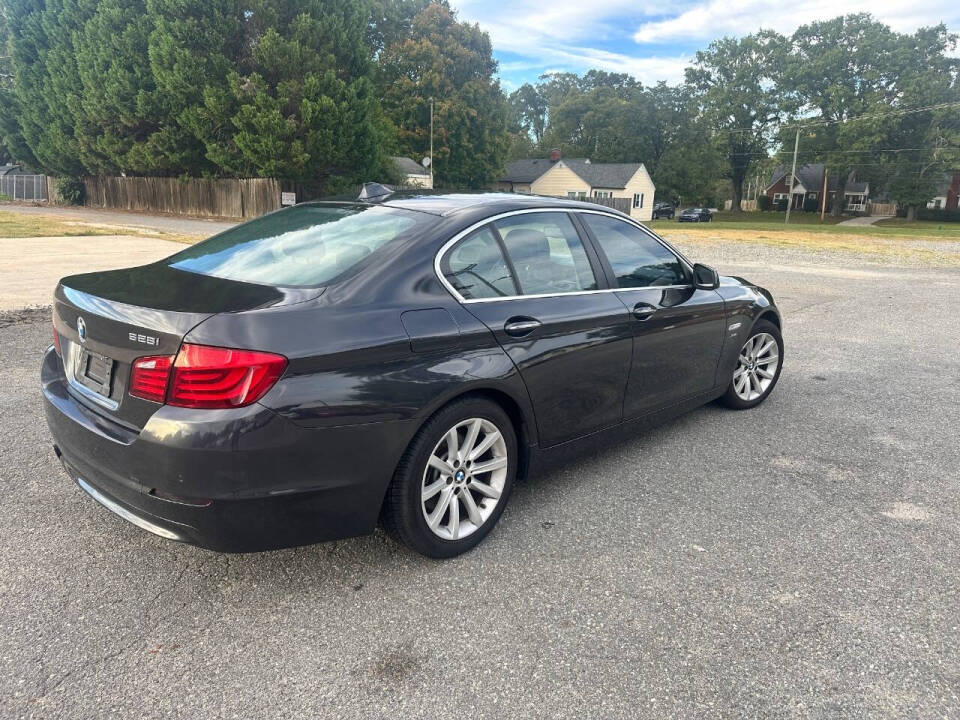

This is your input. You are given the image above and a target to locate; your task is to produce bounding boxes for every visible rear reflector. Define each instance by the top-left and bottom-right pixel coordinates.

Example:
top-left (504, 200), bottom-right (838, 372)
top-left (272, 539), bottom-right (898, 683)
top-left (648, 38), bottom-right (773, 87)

top-left (168, 343), bottom-right (287, 409)
top-left (52, 309), bottom-right (61, 355)
top-left (130, 355), bottom-right (174, 403)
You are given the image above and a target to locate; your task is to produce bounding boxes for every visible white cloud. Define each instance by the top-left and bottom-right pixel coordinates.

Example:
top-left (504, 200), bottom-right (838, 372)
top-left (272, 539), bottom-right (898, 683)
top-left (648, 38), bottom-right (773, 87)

top-left (634, 0), bottom-right (960, 43)
top-left (451, 0), bottom-right (959, 88)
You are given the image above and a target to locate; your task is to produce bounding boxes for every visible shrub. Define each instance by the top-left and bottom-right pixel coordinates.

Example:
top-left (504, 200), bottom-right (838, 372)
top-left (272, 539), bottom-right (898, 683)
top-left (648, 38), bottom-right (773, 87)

top-left (56, 177), bottom-right (85, 205)
top-left (775, 198), bottom-right (787, 212)
top-left (803, 196), bottom-right (819, 213)
top-left (757, 195), bottom-right (771, 211)
top-left (896, 207), bottom-right (960, 222)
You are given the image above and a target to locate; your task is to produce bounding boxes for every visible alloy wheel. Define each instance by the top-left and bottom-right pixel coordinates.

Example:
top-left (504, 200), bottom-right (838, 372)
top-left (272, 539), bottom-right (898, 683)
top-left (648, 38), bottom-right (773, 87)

top-left (733, 332), bottom-right (780, 401)
top-left (421, 417), bottom-right (508, 541)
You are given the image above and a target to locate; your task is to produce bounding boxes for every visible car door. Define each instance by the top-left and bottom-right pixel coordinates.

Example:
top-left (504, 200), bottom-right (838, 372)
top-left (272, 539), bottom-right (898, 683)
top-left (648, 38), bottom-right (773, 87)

top-left (438, 211), bottom-right (633, 447)
top-left (577, 212), bottom-right (727, 418)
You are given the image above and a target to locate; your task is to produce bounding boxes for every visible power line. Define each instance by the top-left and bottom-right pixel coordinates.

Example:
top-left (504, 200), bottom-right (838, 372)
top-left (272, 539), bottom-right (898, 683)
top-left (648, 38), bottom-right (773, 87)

top-left (714, 100), bottom-right (960, 136)
top-left (725, 146), bottom-right (960, 158)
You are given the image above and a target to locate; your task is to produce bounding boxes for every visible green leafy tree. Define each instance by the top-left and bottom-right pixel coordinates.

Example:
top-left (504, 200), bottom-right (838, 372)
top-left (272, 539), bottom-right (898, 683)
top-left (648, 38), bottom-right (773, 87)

top-left (72, 0), bottom-right (174, 174)
top-left (2, 0), bottom-right (93, 175)
top-left (686, 31), bottom-right (785, 212)
top-left (184, 1), bottom-right (392, 190)
top-left (0, 5), bottom-right (17, 165)
top-left (509, 83), bottom-right (548, 146)
top-left (145, 0), bottom-right (241, 175)
top-left (777, 15), bottom-right (959, 216)
top-left (378, 4), bottom-right (509, 188)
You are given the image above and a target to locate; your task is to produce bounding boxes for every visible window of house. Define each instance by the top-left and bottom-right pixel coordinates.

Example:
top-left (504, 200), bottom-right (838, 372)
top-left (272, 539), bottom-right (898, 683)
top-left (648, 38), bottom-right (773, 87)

top-left (566, 191), bottom-right (586, 200)
top-left (581, 214), bottom-right (686, 288)
top-left (633, 193), bottom-right (644, 209)
top-left (441, 227), bottom-right (518, 299)
top-left (593, 190), bottom-right (613, 199)
top-left (494, 213), bottom-right (598, 296)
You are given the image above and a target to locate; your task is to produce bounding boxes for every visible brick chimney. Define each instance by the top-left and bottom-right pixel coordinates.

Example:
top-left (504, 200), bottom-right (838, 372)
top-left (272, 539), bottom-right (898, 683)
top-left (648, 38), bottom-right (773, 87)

top-left (549, 148), bottom-right (561, 162)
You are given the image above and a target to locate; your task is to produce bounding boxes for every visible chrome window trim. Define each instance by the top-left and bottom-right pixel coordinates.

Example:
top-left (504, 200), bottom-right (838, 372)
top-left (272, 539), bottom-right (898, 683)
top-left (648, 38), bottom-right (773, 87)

top-left (434, 207), bottom-right (694, 304)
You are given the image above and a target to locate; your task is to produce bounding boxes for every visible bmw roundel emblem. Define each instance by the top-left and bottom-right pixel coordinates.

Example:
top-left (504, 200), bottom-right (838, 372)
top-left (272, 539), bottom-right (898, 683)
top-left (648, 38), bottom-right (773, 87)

top-left (76, 316), bottom-right (86, 343)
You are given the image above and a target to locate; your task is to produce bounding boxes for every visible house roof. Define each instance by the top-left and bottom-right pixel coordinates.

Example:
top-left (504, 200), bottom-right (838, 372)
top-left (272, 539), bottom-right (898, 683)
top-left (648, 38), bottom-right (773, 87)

top-left (766, 163), bottom-right (825, 192)
top-left (0, 164), bottom-right (26, 176)
top-left (499, 158), bottom-right (644, 189)
top-left (767, 163), bottom-right (868, 194)
top-left (391, 156), bottom-right (430, 177)
top-left (565, 159), bottom-right (643, 189)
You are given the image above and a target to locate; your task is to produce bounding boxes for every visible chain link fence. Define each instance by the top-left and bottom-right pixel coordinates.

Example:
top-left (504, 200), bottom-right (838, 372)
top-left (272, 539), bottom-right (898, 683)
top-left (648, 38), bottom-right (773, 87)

top-left (0, 174), bottom-right (48, 202)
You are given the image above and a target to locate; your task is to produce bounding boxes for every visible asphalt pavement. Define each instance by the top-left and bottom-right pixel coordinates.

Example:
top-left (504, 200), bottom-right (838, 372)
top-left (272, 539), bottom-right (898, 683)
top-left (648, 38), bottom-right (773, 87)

top-left (1, 246), bottom-right (959, 718)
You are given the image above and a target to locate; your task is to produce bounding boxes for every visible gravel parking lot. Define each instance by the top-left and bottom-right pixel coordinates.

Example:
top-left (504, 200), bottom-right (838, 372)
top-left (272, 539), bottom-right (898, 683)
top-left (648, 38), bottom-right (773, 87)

top-left (2, 240), bottom-right (959, 718)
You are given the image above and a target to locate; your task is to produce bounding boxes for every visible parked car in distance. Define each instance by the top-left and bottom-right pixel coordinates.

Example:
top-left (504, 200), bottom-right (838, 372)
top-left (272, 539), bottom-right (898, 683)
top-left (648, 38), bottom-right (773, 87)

top-left (678, 207), bottom-right (713, 222)
top-left (44, 191), bottom-right (783, 558)
top-left (652, 202), bottom-right (674, 220)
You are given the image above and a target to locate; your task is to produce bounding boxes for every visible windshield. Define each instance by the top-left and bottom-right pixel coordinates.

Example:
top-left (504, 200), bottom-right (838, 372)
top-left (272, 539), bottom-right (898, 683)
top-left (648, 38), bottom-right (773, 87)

top-left (167, 204), bottom-right (432, 287)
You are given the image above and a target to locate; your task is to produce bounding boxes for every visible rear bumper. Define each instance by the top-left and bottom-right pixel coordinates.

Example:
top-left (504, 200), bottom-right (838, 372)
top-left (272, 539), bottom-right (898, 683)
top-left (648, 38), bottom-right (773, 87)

top-left (42, 347), bottom-right (418, 552)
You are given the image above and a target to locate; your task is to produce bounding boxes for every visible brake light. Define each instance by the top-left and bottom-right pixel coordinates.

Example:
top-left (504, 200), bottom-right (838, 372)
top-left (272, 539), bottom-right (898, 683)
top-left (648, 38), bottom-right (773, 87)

top-left (167, 343), bottom-right (287, 409)
top-left (130, 355), bottom-right (174, 403)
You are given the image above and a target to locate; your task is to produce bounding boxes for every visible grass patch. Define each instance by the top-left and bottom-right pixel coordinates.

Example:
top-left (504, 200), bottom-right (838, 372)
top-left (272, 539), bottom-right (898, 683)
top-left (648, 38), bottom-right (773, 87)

top-left (657, 226), bottom-right (960, 267)
top-left (0, 210), bottom-right (118, 238)
top-left (873, 218), bottom-right (960, 237)
top-left (0, 209), bottom-right (202, 243)
top-left (647, 212), bottom-right (960, 239)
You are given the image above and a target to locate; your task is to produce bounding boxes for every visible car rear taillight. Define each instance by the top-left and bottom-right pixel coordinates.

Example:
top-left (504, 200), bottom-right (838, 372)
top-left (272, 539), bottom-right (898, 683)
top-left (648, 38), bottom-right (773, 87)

top-left (130, 355), bottom-right (174, 403)
top-left (167, 343), bottom-right (287, 409)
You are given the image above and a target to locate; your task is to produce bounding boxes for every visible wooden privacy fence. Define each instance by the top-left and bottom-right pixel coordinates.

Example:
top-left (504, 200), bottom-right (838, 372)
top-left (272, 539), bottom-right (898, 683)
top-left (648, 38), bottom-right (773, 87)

top-left (866, 202), bottom-right (897, 217)
top-left (82, 176), bottom-right (282, 219)
top-left (582, 196), bottom-right (632, 214)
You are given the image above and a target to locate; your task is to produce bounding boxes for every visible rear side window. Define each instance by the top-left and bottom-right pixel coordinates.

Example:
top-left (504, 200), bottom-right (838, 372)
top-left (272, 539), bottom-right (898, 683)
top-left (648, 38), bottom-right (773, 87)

top-left (581, 214), bottom-right (687, 288)
top-left (494, 213), bottom-right (597, 296)
top-left (167, 204), bottom-right (432, 287)
top-left (442, 227), bottom-right (518, 299)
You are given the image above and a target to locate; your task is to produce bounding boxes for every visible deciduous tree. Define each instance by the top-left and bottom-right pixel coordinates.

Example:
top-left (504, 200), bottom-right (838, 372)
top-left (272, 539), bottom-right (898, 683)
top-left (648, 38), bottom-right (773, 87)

top-left (686, 31), bottom-right (784, 212)
top-left (377, 4), bottom-right (509, 188)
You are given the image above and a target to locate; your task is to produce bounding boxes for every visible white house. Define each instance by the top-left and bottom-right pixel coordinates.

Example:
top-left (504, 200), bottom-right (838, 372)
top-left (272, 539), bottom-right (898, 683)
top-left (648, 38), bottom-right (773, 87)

top-left (496, 150), bottom-right (656, 221)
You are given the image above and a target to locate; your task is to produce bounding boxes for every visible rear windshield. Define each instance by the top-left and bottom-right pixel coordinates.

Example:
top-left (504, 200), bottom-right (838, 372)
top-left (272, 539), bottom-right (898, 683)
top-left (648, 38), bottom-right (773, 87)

top-left (167, 204), bottom-right (432, 287)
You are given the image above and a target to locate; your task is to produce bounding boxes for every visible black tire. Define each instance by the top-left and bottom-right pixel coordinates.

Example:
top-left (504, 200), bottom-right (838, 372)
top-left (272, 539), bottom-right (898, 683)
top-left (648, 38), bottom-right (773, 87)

top-left (382, 396), bottom-right (517, 558)
top-left (718, 319), bottom-right (783, 410)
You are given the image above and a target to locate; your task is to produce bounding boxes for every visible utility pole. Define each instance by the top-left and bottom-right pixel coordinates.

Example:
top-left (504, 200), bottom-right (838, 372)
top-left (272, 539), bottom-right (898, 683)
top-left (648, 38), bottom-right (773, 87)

top-left (784, 128), bottom-right (800, 225)
top-left (820, 167), bottom-right (828, 222)
top-left (429, 97), bottom-right (434, 187)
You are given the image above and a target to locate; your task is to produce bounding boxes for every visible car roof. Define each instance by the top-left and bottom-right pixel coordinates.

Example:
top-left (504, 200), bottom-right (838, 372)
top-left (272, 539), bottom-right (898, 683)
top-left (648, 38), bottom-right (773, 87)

top-left (309, 191), bottom-right (630, 218)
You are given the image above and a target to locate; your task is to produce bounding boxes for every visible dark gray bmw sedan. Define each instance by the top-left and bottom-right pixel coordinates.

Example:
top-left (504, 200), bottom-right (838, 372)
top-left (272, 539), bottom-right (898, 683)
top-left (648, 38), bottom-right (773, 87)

top-left (43, 191), bottom-right (783, 557)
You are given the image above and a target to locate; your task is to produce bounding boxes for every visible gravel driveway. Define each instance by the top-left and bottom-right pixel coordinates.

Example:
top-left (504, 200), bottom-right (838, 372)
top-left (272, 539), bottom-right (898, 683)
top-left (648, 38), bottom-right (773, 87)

top-left (1, 242), bottom-right (959, 718)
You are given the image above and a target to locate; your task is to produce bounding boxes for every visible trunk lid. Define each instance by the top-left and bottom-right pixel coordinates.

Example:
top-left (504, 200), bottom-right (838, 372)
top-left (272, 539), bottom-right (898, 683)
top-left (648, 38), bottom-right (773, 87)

top-left (53, 263), bottom-right (317, 429)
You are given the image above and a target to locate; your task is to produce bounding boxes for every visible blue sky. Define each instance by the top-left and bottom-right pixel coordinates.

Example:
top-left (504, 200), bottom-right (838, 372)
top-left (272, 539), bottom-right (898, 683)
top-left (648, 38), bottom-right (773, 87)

top-left (452, 0), bottom-right (960, 91)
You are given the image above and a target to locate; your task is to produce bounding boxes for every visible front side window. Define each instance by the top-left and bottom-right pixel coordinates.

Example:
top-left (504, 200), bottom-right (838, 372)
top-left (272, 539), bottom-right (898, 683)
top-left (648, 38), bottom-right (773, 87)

top-left (442, 227), bottom-right (518, 299)
top-left (494, 213), bottom-right (598, 296)
top-left (168, 204), bottom-right (432, 287)
top-left (581, 214), bottom-right (687, 288)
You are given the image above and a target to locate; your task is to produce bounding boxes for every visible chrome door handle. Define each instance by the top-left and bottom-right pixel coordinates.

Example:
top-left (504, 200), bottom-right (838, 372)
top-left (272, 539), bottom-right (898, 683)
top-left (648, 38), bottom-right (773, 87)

top-left (632, 304), bottom-right (657, 320)
top-left (504, 318), bottom-right (541, 337)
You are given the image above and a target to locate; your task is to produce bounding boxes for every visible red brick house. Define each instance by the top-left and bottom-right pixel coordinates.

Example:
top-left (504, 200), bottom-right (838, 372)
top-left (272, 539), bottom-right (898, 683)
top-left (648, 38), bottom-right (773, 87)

top-left (927, 171), bottom-right (960, 211)
top-left (765, 163), bottom-right (869, 213)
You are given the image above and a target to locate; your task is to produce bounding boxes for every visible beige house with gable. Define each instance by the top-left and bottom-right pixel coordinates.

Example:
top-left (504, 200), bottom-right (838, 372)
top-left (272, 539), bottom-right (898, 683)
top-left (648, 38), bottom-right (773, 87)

top-left (495, 150), bottom-right (656, 221)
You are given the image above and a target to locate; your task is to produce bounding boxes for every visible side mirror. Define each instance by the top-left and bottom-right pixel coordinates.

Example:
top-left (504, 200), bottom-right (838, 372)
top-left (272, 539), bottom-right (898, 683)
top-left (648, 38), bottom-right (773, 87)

top-left (692, 263), bottom-right (719, 290)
